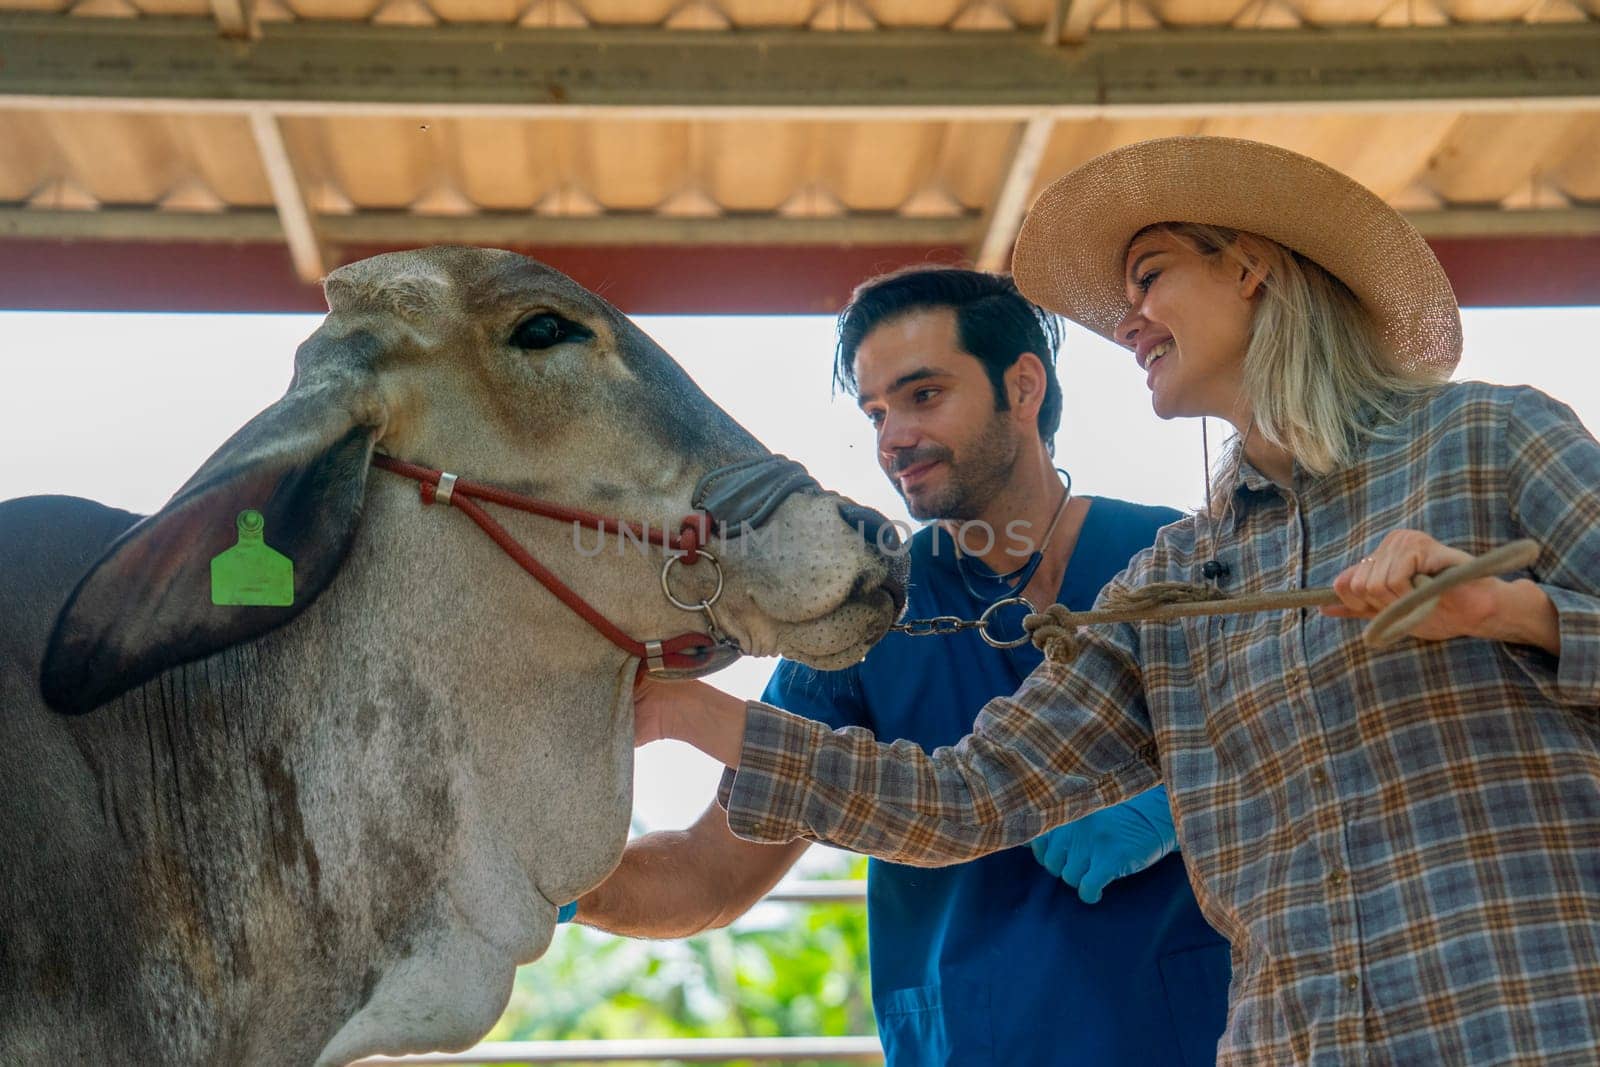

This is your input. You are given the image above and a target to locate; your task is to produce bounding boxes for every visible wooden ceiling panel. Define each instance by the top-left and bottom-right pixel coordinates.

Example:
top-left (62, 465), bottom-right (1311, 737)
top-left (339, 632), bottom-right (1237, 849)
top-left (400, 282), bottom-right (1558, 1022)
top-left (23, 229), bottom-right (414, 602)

top-left (868, 0), bottom-right (967, 26)
top-left (132, 0), bottom-right (209, 14)
top-left (720, 0), bottom-right (817, 25)
top-left (1198, 114), bottom-right (1348, 161)
top-left (1289, 2), bottom-right (1391, 23)
top-left (1292, 114), bottom-right (1460, 202)
top-left (1088, 1), bottom-right (1163, 29)
top-left (1425, 113), bottom-right (1587, 205)
top-left (822, 122), bottom-right (943, 212)
top-left (580, 0), bottom-right (678, 23)
top-left (1198, 113), bottom-right (1460, 200)
top-left (0, 113), bottom-right (57, 201)
top-left (452, 119), bottom-right (565, 209)
top-left (276, 116), bottom-right (341, 212)
top-left (938, 122), bottom-right (1018, 210)
top-left (1148, 1), bottom-right (1253, 26)
top-left (163, 115), bottom-right (274, 207)
top-left (1026, 118), bottom-right (1205, 201)
top-left (430, 0), bottom-right (522, 20)
top-left (283, 0), bottom-right (384, 19)
top-left (41, 112), bottom-right (189, 205)
top-left (1548, 114), bottom-right (1600, 202)
top-left (582, 121), bottom-right (689, 210)
top-left (1438, 1), bottom-right (1539, 17)
top-left (706, 121), bottom-right (810, 212)
top-left (304, 117), bottom-right (436, 209)
top-left (999, 0), bottom-right (1053, 25)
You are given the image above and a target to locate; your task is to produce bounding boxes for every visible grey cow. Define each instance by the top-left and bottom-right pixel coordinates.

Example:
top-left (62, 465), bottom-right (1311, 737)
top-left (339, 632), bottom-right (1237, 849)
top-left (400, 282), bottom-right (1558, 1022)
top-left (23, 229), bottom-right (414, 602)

top-left (0, 248), bottom-right (905, 1065)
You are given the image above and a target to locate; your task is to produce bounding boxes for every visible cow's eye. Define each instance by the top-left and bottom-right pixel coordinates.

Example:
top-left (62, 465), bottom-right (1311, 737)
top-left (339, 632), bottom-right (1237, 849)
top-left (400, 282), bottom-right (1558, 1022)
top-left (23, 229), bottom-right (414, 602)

top-left (511, 312), bottom-right (588, 350)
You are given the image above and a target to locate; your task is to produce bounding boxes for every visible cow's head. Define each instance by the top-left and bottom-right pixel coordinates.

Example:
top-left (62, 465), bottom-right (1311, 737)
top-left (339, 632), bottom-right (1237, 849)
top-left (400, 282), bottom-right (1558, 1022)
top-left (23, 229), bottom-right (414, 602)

top-left (34, 247), bottom-right (910, 1065)
top-left (42, 247), bottom-right (906, 714)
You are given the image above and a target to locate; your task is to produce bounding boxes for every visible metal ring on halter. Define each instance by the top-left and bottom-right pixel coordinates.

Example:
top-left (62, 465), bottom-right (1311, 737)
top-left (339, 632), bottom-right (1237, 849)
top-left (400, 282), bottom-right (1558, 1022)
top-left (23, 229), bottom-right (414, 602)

top-left (660, 549), bottom-right (725, 613)
top-left (977, 595), bottom-right (1036, 649)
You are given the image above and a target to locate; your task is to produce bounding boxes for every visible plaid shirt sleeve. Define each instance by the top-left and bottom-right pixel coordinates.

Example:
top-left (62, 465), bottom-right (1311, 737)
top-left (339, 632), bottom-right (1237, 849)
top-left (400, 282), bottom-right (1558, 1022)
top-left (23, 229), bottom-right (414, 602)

top-left (717, 618), bottom-right (1162, 867)
top-left (1501, 386), bottom-right (1600, 708)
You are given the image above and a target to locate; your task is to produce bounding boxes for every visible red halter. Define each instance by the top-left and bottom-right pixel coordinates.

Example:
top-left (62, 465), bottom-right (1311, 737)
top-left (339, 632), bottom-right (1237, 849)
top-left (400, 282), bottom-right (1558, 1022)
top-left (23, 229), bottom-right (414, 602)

top-left (370, 454), bottom-right (725, 674)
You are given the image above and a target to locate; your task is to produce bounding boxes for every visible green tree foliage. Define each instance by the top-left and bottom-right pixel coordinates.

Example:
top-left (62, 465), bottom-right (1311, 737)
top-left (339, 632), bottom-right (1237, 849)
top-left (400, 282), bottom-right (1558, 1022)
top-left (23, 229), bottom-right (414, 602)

top-left (486, 856), bottom-right (875, 1066)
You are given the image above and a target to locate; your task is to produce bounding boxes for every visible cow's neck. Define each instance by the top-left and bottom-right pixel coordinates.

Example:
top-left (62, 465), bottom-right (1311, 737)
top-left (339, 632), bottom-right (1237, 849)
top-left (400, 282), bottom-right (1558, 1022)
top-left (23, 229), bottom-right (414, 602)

top-left (69, 638), bottom-right (318, 1062)
top-left (72, 482), bottom-right (642, 1064)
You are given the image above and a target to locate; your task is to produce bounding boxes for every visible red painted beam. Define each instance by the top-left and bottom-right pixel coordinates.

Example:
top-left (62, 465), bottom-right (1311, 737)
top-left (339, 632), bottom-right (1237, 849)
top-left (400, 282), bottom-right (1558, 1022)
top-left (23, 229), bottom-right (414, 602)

top-left (1, 236), bottom-right (1596, 315)
top-left (1428, 237), bottom-right (1600, 310)
top-left (0, 241), bottom-right (971, 316)
top-left (1, 241), bottom-right (323, 314)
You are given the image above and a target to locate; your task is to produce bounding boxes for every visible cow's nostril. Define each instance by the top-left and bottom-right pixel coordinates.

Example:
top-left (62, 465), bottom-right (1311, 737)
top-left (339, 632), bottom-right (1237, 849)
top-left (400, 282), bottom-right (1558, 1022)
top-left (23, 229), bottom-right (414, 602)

top-left (883, 569), bottom-right (908, 615)
top-left (847, 567), bottom-right (908, 616)
top-left (837, 501), bottom-right (900, 553)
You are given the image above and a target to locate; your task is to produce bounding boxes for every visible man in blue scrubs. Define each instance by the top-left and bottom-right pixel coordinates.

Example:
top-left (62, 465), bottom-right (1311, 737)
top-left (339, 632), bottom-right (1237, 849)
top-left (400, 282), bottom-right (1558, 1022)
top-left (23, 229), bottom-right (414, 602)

top-left (575, 269), bottom-right (1230, 1065)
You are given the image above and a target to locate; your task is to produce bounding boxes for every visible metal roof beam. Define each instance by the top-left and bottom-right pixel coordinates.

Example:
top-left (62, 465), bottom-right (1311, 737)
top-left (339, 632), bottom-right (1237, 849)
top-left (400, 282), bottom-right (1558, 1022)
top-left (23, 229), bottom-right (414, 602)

top-left (0, 18), bottom-right (1595, 117)
top-left (209, 0), bottom-right (254, 39)
top-left (249, 109), bottom-right (325, 282)
top-left (0, 207), bottom-right (986, 246)
top-left (1051, 0), bottom-right (1105, 44)
top-left (975, 114), bottom-right (1054, 272)
top-left (1402, 208), bottom-right (1600, 239)
top-left (6, 206), bottom-right (1598, 247)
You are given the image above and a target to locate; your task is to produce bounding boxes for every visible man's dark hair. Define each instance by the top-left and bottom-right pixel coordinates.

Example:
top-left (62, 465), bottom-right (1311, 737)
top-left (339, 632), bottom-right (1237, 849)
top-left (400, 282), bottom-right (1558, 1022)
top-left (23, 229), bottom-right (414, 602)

top-left (834, 266), bottom-right (1064, 449)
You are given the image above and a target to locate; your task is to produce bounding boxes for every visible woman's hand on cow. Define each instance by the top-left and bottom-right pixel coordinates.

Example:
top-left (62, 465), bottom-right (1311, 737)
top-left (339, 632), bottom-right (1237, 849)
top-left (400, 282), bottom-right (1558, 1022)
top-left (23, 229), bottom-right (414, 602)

top-left (632, 673), bottom-right (750, 766)
top-left (1323, 528), bottom-right (1559, 653)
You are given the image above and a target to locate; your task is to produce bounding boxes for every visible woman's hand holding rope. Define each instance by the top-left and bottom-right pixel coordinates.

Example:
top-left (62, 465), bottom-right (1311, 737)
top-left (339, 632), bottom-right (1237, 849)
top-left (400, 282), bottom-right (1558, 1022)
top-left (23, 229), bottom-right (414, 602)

top-left (1325, 529), bottom-right (1558, 653)
top-left (1025, 535), bottom-right (1553, 663)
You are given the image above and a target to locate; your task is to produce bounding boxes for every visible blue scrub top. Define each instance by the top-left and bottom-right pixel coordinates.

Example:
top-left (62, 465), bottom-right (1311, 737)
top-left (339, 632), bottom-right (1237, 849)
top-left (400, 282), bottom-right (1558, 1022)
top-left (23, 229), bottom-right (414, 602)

top-left (764, 497), bottom-right (1231, 1067)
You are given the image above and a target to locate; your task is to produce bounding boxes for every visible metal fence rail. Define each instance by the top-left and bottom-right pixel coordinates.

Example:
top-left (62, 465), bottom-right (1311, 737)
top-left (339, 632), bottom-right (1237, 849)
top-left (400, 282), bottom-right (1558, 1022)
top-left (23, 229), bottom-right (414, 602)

top-left (353, 880), bottom-right (879, 1066)
top-left (354, 1036), bottom-right (882, 1064)
top-left (755, 879), bottom-right (865, 904)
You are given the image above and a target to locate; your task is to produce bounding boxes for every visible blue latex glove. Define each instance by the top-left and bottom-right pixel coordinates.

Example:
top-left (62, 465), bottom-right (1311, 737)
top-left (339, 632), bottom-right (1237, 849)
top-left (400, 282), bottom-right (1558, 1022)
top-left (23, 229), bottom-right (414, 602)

top-left (1029, 786), bottom-right (1179, 904)
top-left (556, 901), bottom-right (578, 924)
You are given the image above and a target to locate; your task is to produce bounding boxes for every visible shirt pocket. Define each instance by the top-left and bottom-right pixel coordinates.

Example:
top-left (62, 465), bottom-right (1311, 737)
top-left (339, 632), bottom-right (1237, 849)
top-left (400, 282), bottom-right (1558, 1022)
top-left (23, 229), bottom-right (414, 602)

top-left (876, 981), bottom-right (992, 1067)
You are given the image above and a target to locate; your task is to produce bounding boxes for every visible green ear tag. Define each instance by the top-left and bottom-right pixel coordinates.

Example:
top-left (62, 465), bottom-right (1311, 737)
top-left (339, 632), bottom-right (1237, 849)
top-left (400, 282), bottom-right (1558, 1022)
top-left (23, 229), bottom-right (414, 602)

top-left (210, 509), bottom-right (295, 607)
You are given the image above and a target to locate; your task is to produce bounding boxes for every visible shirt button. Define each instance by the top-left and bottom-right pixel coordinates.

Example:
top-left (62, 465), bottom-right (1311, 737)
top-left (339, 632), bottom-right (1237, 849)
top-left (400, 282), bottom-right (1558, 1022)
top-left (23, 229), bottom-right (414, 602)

top-left (1310, 768), bottom-right (1328, 787)
top-left (1328, 867), bottom-right (1347, 887)
top-left (1344, 975), bottom-right (1360, 993)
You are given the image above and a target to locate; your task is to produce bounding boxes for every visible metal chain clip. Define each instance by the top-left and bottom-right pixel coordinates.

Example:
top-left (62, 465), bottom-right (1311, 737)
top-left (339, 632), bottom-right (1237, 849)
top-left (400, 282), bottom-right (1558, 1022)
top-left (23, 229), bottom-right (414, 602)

top-left (889, 595), bottom-right (1036, 649)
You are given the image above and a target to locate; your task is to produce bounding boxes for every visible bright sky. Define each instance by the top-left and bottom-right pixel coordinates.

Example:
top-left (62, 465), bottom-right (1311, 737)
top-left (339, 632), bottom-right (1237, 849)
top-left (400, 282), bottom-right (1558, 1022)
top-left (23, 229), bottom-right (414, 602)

top-left (5, 307), bottom-right (1598, 852)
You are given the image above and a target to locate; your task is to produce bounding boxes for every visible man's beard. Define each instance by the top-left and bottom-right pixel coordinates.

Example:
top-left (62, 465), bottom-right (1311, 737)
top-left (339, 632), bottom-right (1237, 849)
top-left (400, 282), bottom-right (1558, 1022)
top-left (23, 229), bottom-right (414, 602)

top-left (893, 411), bottom-right (1020, 521)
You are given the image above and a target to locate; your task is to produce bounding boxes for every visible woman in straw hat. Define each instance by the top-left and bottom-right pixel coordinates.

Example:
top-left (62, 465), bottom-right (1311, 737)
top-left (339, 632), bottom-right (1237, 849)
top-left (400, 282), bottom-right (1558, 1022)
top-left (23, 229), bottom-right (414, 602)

top-left (636, 137), bottom-right (1600, 1064)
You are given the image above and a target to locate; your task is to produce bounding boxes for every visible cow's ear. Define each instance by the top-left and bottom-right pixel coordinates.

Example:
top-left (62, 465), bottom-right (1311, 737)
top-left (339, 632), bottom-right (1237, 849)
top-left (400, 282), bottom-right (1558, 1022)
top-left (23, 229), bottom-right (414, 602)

top-left (40, 360), bottom-right (388, 716)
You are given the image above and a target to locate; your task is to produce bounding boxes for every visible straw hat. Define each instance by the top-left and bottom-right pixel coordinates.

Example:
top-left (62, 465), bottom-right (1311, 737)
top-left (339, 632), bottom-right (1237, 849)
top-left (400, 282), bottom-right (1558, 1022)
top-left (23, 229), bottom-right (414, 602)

top-left (1011, 136), bottom-right (1461, 374)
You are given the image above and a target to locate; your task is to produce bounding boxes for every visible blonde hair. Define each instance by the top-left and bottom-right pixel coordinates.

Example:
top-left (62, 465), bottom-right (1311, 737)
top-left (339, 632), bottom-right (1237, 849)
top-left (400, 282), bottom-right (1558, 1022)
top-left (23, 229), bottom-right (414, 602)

top-left (1145, 223), bottom-right (1446, 504)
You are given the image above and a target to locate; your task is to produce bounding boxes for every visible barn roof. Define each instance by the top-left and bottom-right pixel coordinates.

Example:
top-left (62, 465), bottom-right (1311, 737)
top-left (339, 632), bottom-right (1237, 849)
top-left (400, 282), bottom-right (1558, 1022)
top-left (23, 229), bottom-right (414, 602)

top-left (2, 1), bottom-right (1597, 312)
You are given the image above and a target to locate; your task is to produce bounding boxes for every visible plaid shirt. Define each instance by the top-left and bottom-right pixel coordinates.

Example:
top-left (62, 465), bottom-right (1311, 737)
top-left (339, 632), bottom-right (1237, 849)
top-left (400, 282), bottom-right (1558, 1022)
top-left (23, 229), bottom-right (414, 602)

top-left (722, 382), bottom-right (1600, 1065)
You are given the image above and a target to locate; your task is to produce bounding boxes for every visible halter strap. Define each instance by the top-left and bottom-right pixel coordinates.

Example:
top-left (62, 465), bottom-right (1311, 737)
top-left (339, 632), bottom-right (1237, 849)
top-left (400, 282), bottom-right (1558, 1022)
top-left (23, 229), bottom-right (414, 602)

top-left (371, 454), bottom-right (724, 673)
